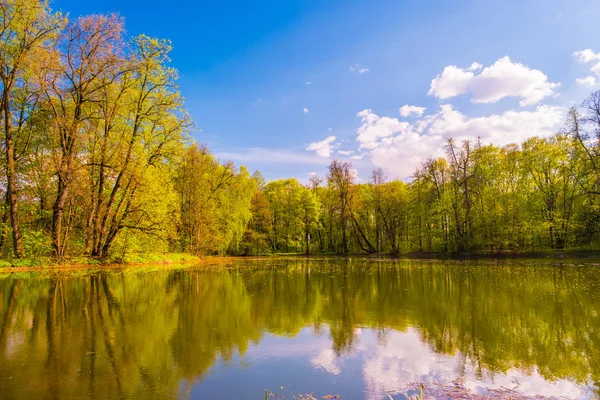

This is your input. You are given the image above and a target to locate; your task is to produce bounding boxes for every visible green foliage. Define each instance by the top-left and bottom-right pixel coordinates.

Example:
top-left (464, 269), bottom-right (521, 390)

top-left (175, 145), bottom-right (257, 255)
top-left (0, 0), bottom-right (599, 261)
top-left (22, 229), bottom-right (52, 257)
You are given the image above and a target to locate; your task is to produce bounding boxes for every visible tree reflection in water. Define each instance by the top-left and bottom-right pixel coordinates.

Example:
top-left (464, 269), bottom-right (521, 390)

top-left (0, 259), bottom-right (598, 399)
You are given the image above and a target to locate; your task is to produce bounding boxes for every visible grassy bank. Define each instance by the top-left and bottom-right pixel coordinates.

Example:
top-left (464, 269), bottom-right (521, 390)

top-left (254, 248), bottom-right (600, 259)
top-left (0, 253), bottom-right (201, 270)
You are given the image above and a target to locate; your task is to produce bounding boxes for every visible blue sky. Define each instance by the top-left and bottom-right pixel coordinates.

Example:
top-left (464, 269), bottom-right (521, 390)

top-left (53, 0), bottom-right (600, 181)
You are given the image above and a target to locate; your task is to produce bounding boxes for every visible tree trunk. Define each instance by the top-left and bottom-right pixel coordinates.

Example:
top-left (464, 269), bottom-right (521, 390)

top-left (52, 161), bottom-right (70, 258)
top-left (3, 95), bottom-right (24, 258)
top-left (351, 214), bottom-right (377, 253)
top-left (0, 192), bottom-right (10, 256)
top-left (305, 229), bottom-right (310, 255)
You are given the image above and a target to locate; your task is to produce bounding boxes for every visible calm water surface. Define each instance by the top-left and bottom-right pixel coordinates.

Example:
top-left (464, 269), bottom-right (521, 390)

top-left (0, 259), bottom-right (599, 399)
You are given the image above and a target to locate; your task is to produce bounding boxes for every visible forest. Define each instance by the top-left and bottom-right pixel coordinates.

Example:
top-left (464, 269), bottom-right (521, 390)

top-left (1, 0), bottom-right (600, 260)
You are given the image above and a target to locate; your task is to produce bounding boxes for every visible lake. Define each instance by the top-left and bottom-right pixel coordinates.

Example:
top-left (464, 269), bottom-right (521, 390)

top-left (0, 258), bottom-right (598, 399)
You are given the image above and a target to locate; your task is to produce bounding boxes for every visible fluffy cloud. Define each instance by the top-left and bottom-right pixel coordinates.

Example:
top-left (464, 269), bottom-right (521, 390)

top-left (356, 109), bottom-right (410, 149)
top-left (350, 64), bottom-right (370, 74)
top-left (399, 105), bottom-right (426, 117)
top-left (573, 49), bottom-right (600, 77)
top-left (573, 49), bottom-right (600, 63)
top-left (468, 62), bottom-right (483, 72)
top-left (427, 104), bottom-right (563, 144)
top-left (350, 168), bottom-right (361, 183)
top-left (306, 136), bottom-right (337, 157)
top-left (576, 76), bottom-right (597, 87)
top-left (428, 56), bottom-right (559, 106)
top-left (428, 65), bottom-right (474, 100)
top-left (356, 104), bottom-right (563, 179)
top-left (303, 107), bottom-right (310, 114)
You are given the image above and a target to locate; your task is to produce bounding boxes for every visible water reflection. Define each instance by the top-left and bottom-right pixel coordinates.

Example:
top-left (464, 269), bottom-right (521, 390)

top-left (359, 328), bottom-right (584, 398)
top-left (0, 259), bottom-right (598, 399)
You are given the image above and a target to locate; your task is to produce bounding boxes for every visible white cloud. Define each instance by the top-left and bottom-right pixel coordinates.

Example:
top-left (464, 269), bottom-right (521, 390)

top-left (216, 148), bottom-right (330, 166)
top-left (429, 65), bottom-right (474, 100)
top-left (356, 104), bottom-right (564, 179)
top-left (428, 104), bottom-right (563, 144)
top-left (306, 136), bottom-right (337, 158)
top-left (428, 56), bottom-right (560, 106)
top-left (468, 62), bottom-right (483, 72)
top-left (573, 49), bottom-right (600, 63)
top-left (399, 105), bottom-right (426, 117)
top-left (573, 49), bottom-right (600, 77)
top-left (338, 150), bottom-right (354, 156)
top-left (356, 109), bottom-right (410, 150)
top-left (306, 81), bottom-right (311, 85)
top-left (350, 168), bottom-right (362, 183)
top-left (576, 76), bottom-right (597, 87)
top-left (350, 64), bottom-right (370, 74)
top-left (303, 107), bottom-right (309, 114)
top-left (369, 131), bottom-right (443, 180)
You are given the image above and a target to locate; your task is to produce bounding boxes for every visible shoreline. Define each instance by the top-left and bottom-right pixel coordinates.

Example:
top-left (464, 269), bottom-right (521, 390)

top-left (1, 250), bottom-right (600, 274)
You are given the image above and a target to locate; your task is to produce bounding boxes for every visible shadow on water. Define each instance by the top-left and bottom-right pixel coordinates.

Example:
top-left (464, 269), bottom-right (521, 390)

top-left (0, 259), bottom-right (599, 399)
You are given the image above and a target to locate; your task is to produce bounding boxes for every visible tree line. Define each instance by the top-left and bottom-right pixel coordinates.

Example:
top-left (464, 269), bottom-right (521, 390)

top-left (1, 0), bottom-right (599, 259)
top-left (241, 99), bottom-right (600, 255)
